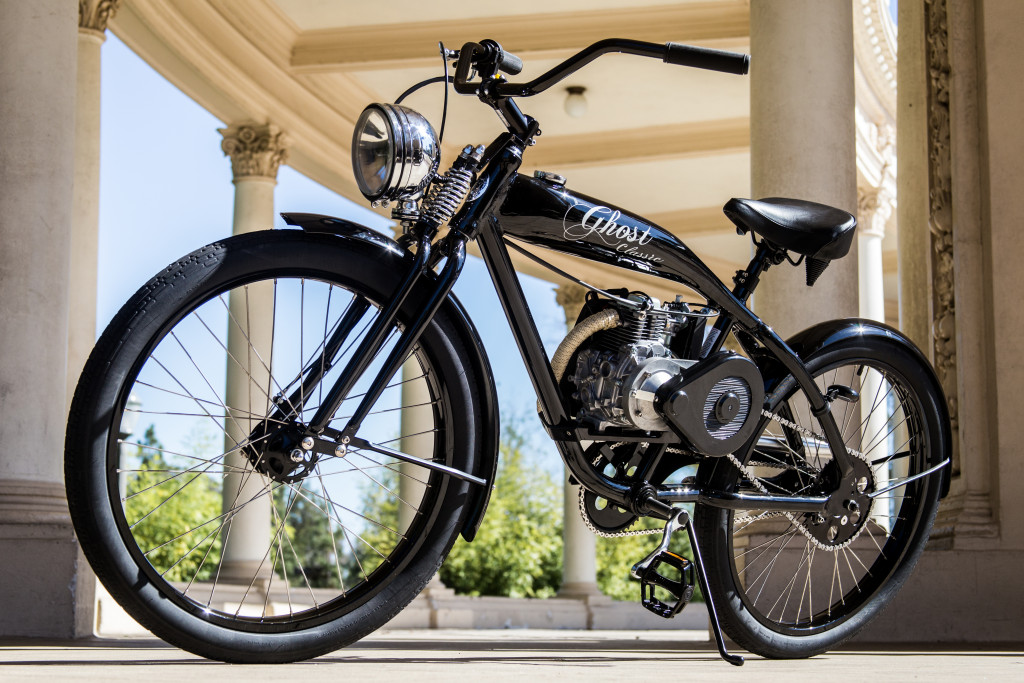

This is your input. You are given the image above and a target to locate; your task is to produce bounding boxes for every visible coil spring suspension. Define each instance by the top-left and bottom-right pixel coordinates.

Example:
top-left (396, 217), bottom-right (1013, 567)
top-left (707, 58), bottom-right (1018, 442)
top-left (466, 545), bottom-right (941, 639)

top-left (420, 145), bottom-right (485, 229)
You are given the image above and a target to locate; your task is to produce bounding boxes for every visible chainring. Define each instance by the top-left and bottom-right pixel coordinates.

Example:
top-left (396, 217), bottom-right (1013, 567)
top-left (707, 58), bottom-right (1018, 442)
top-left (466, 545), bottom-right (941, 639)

top-left (580, 442), bottom-right (642, 533)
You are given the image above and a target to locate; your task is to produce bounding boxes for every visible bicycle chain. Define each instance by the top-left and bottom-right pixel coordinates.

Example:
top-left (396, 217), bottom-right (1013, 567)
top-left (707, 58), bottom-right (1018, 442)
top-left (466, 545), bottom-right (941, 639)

top-left (728, 409), bottom-right (873, 552)
top-left (576, 409), bottom-right (873, 550)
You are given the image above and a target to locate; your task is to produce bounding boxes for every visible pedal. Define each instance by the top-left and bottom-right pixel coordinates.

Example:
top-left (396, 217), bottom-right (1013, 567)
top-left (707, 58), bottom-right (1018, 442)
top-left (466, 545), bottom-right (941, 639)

top-left (630, 507), bottom-right (744, 665)
top-left (631, 508), bottom-right (694, 618)
top-left (637, 550), bottom-right (695, 618)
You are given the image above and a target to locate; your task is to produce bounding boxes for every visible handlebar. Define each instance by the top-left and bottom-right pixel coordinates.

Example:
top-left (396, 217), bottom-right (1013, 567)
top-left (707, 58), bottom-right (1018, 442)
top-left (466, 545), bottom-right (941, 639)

top-left (663, 42), bottom-right (749, 75)
top-left (453, 38), bottom-right (748, 98)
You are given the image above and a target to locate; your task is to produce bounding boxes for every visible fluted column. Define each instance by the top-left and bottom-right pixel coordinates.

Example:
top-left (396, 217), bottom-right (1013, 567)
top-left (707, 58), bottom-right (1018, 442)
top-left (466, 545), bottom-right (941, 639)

top-left (66, 0), bottom-right (120, 411)
top-left (857, 186), bottom-right (894, 525)
top-left (857, 186), bottom-right (892, 324)
top-left (398, 357), bottom-right (433, 533)
top-left (398, 356), bottom-right (449, 595)
top-left (217, 123), bottom-right (288, 584)
top-left (750, 0), bottom-right (858, 336)
top-left (554, 284), bottom-right (601, 600)
top-left (0, 0), bottom-right (95, 637)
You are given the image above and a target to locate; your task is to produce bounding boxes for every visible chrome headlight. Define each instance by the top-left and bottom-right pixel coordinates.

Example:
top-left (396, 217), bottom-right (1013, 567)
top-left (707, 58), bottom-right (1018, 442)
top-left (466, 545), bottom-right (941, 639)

top-left (352, 103), bottom-right (440, 204)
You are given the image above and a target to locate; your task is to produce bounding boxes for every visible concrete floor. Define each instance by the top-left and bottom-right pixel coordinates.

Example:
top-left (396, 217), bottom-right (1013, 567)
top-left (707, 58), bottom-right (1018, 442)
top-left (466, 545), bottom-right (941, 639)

top-left (0, 630), bottom-right (1021, 682)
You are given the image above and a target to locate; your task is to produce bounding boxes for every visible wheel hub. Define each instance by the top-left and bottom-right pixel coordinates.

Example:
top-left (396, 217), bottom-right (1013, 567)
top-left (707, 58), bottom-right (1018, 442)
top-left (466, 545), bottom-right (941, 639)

top-left (245, 422), bottom-right (320, 484)
top-left (803, 458), bottom-right (873, 547)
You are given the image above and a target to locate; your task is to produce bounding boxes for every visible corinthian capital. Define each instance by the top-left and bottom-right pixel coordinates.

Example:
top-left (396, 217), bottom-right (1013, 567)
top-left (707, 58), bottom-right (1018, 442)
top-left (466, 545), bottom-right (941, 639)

top-left (857, 186), bottom-right (893, 240)
top-left (79, 0), bottom-right (121, 34)
top-left (555, 283), bottom-right (588, 330)
top-left (219, 123), bottom-right (290, 180)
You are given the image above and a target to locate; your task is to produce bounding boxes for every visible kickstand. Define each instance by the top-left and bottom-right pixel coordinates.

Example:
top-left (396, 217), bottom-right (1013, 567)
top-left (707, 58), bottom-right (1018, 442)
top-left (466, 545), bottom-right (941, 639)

top-left (658, 508), bottom-right (745, 666)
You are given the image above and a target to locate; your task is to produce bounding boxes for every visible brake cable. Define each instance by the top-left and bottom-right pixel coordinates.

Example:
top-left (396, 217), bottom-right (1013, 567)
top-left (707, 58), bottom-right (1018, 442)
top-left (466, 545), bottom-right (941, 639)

top-left (394, 43), bottom-right (455, 145)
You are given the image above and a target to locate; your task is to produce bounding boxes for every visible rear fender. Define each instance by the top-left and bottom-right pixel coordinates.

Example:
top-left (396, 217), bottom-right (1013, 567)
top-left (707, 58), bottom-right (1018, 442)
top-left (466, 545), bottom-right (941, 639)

top-left (282, 213), bottom-right (500, 540)
top-left (763, 318), bottom-right (952, 498)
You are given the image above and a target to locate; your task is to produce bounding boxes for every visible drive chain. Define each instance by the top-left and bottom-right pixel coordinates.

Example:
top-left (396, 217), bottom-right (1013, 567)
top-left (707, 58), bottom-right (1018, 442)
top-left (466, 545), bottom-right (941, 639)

top-left (576, 409), bottom-right (875, 550)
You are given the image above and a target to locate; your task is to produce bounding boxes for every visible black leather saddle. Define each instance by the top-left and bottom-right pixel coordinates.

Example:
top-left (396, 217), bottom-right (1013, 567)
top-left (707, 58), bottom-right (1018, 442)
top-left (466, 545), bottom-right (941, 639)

top-left (723, 197), bottom-right (857, 285)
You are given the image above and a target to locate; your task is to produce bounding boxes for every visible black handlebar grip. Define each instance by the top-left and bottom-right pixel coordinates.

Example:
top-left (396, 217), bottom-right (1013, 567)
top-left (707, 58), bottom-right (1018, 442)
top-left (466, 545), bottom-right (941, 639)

top-left (479, 39), bottom-right (524, 76)
top-left (664, 43), bottom-right (749, 75)
top-left (498, 49), bottom-right (524, 76)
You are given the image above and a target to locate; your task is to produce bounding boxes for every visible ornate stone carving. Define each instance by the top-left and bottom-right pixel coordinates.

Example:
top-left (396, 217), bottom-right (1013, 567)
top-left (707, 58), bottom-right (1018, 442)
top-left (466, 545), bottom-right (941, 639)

top-left (857, 133), bottom-right (895, 241)
top-left (555, 283), bottom-right (588, 330)
top-left (857, 186), bottom-right (881, 220)
top-left (852, 0), bottom-right (898, 115)
top-left (219, 123), bottom-right (289, 180)
top-left (925, 0), bottom-right (959, 469)
top-left (79, 0), bottom-right (121, 33)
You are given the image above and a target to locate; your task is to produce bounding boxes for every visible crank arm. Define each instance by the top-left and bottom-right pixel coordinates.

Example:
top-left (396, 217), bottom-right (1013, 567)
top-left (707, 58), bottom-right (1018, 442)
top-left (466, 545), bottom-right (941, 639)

top-left (342, 435), bottom-right (487, 487)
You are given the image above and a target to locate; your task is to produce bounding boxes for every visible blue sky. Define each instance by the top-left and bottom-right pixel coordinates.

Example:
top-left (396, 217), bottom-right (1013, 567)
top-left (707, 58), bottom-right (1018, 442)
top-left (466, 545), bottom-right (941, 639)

top-left (97, 34), bottom-right (569, 474)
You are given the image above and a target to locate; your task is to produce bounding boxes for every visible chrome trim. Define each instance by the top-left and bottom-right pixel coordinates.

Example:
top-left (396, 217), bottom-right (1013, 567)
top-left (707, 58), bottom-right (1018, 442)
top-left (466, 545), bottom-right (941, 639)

top-left (696, 490), bottom-right (828, 513)
top-left (868, 458), bottom-right (951, 498)
top-left (347, 436), bottom-right (487, 487)
top-left (352, 103), bottom-right (440, 203)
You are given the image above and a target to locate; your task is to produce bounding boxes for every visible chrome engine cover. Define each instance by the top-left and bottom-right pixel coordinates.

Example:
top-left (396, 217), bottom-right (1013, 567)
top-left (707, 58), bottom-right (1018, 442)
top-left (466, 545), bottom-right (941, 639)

top-left (572, 341), bottom-right (694, 431)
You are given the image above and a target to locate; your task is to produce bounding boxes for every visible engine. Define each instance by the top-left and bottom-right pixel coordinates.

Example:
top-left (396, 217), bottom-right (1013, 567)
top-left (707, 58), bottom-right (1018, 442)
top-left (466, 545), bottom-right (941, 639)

top-left (567, 293), bottom-right (764, 457)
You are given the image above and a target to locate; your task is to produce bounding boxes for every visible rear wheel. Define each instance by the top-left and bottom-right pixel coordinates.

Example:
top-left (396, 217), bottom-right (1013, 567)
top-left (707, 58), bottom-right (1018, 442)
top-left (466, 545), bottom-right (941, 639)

top-left (66, 230), bottom-right (483, 662)
top-left (695, 337), bottom-right (947, 658)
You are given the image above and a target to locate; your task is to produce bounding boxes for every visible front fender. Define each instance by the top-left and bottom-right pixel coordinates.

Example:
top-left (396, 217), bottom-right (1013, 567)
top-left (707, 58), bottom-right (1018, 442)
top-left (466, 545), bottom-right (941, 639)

top-left (767, 318), bottom-right (952, 498)
top-left (282, 212), bottom-right (500, 540)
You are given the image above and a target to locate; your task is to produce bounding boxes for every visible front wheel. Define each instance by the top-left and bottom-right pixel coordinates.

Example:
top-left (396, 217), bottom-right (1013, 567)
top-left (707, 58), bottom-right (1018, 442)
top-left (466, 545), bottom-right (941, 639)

top-left (66, 230), bottom-right (484, 662)
top-left (695, 336), bottom-right (947, 658)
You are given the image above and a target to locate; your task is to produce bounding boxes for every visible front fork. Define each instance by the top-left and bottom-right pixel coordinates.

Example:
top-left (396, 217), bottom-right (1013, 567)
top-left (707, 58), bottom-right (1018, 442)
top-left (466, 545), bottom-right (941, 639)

top-left (257, 231), bottom-right (469, 453)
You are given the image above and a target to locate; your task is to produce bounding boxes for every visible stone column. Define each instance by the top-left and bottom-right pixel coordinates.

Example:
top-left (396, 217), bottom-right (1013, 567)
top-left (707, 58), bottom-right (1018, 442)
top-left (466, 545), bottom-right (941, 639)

top-left (398, 357), bottom-right (433, 533)
top-left (66, 1), bottom-right (120, 408)
top-left (399, 356), bottom-right (449, 596)
top-left (857, 186), bottom-right (894, 526)
top-left (0, 0), bottom-right (95, 637)
top-left (749, 0), bottom-right (858, 336)
top-left (857, 186), bottom-right (891, 324)
top-left (554, 284), bottom-right (602, 602)
top-left (217, 123), bottom-right (288, 584)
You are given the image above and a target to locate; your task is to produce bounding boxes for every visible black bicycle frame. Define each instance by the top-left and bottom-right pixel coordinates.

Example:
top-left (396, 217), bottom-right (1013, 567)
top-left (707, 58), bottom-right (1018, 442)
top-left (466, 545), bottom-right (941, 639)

top-left (283, 37), bottom-right (854, 518)
top-left (287, 130), bottom-right (852, 520)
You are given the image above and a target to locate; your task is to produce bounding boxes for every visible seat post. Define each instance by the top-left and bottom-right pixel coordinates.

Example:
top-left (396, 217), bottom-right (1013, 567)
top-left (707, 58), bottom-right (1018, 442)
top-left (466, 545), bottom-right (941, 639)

top-left (699, 240), bottom-right (783, 358)
top-left (731, 240), bottom-right (781, 304)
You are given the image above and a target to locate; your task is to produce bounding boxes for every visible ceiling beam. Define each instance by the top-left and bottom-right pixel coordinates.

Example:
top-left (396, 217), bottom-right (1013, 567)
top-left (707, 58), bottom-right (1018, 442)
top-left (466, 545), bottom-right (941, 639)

top-left (644, 206), bottom-right (736, 240)
top-left (523, 118), bottom-right (748, 170)
top-left (291, 1), bottom-right (750, 72)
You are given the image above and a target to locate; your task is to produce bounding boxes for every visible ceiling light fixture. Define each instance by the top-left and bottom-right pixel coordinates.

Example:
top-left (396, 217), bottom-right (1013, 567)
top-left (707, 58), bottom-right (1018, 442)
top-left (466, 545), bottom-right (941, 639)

top-left (564, 86), bottom-right (588, 118)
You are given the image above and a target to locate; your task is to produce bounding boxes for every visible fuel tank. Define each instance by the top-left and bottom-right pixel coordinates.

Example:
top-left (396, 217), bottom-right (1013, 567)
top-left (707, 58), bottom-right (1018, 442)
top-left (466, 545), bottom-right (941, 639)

top-left (497, 173), bottom-right (727, 299)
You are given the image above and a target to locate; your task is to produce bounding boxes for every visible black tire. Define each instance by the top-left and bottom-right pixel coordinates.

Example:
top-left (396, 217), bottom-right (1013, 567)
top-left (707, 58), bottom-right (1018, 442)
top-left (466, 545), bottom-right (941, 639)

top-left (66, 230), bottom-right (483, 662)
top-left (694, 336), bottom-right (947, 658)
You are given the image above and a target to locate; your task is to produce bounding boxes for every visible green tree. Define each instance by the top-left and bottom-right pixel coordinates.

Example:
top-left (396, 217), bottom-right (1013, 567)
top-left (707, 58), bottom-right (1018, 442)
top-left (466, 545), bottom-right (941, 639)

top-left (124, 425), bottom-right (223, 582)
top-left (440, 424), bottom-right (563, 598)
top-left (272, 481), bottom-right (348, 588)
top-left (346, 466), bottom-right (402, 584)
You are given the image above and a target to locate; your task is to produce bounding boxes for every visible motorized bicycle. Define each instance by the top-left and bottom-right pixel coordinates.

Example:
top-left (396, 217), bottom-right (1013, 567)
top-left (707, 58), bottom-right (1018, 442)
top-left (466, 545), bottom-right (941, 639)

top-left (65, 38), bottom-right (951, 666)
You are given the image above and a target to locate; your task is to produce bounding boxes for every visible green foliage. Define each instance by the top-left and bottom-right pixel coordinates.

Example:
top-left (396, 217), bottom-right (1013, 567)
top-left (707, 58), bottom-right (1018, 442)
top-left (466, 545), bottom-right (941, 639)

top-left (346, 467), bottom-right (401, 584)
top-left (440, 424), bottom-right (563, 598)
top-left (272, 481), bottom-right (349, 589)
top-left (345, 419), bottom-right (704, 605)
top-left (124, 425), bottom-right (223, 582)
